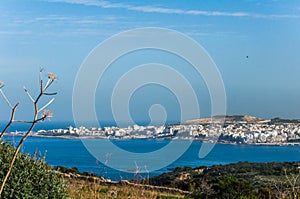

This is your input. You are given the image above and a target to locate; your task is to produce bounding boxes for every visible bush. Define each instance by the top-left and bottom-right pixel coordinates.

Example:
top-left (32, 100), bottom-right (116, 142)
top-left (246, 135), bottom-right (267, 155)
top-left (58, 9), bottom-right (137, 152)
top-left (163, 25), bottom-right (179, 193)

top-left (0, 142), bottom-right (69, 198)
top-left (210, 175), bottom-right (256, 199)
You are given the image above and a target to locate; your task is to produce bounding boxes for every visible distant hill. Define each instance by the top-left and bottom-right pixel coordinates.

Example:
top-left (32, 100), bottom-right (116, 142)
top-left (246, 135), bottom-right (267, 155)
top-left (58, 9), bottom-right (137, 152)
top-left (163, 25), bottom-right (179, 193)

top-left (182, 115), bottom-right (270, 125)
top-left (182, 115), bottom-right (300, 125)
top-left (270, 117), bottom-right (300, 124)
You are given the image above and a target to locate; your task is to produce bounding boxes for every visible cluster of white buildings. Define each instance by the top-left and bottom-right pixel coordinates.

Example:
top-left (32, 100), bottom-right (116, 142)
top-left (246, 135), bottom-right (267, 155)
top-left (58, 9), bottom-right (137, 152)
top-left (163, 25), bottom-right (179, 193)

top-left (207, 123), bottom-right (300, 144)
top-left (36, 122), bottom-right (300, 144)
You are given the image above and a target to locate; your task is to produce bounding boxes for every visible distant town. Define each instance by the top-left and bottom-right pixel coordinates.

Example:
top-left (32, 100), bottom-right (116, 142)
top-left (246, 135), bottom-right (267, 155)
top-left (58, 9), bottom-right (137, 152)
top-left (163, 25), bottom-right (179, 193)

top-left (12, 115), bottom-right (300, 145)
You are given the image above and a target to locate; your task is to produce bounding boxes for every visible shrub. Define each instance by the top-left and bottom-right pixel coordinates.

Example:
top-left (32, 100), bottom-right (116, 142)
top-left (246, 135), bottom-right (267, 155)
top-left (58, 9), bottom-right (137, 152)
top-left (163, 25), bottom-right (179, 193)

top-left (210, 175), bottom-right (256, 199)
top-left (0, 142), bottom-right (69, 198)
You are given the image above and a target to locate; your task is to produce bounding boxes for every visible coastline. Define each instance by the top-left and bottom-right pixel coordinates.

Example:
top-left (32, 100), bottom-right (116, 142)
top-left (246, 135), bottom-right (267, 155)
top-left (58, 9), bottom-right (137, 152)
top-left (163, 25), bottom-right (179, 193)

top-left (4, 133), bottom-right (300, 146)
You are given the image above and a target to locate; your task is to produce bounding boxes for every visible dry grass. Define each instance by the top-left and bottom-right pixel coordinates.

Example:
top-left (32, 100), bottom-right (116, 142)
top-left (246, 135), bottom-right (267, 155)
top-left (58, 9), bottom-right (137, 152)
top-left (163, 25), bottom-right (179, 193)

top-left (65, 177), bottom-right (185, 199)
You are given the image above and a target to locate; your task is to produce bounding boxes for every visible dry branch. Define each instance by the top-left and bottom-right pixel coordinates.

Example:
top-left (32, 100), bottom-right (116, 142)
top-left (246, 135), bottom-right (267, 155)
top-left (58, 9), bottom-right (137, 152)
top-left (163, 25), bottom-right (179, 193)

top-left (0, 70), bottom-right (57, 195)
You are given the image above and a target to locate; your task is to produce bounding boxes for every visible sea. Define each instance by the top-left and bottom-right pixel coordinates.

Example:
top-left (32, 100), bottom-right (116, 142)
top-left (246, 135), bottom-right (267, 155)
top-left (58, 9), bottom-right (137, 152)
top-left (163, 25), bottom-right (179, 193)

top-left (1, 122), bottom-right (300, 181)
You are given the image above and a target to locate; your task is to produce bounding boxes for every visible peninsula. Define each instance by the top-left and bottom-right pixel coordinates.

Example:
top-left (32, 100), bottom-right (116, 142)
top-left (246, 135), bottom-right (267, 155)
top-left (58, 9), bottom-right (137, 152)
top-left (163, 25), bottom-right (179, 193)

top-left (10, 115), bottom-right (300, 145)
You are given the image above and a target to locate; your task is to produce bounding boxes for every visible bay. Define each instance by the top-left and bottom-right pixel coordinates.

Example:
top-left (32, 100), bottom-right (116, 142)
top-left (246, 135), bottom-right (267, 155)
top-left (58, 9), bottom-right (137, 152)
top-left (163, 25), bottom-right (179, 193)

top-left (3, 135), bottom-right (300, 181)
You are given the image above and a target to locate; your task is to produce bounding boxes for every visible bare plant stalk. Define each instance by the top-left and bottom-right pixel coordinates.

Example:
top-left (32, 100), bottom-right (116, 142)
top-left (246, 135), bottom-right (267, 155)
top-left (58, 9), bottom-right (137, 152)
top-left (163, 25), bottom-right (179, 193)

top-left (0, 89), bottom-right (13, 109)
top-left (284, 169), bottom-right (300, 199)
top-left (0, 103), bottom-right (19, 140)
top-left (0, 70), bottom-right (56, 195)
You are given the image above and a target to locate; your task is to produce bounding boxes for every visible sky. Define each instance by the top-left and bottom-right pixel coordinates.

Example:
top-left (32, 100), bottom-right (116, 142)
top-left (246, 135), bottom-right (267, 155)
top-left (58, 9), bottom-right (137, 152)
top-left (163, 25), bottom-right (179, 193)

top-left (0, 0), bottom-right (300, 125)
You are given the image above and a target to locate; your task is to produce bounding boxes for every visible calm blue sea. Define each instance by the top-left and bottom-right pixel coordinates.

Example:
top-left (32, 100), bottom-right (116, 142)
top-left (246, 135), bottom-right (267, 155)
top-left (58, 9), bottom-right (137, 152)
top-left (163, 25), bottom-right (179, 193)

top-left (1, 122), bottom-right (300, 181)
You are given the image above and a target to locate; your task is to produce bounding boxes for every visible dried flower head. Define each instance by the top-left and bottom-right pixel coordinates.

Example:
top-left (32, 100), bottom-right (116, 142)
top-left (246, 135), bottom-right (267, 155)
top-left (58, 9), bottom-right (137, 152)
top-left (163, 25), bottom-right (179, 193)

top-left (48, 73), bottom-right (57, 80)
top-left (42, 110), bottom-right (53, 119)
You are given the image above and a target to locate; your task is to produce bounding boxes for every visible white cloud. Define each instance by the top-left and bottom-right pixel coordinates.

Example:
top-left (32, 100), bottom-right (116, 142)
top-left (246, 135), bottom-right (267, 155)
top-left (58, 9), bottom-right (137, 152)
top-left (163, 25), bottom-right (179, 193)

top-left (0, 30), bottom-right (32, 35)
top-left (0, 14), bottom-right (129, 37)
top-left (46, 0), bottom-right (299, 19)
top-left (13, 14), bottom-right (122, 25)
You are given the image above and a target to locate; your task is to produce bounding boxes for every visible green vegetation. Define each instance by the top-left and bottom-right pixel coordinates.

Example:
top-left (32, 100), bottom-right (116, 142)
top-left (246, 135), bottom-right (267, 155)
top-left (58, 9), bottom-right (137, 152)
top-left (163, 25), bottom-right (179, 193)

top-left (149, 162), bottom-right (300, 199)
top-left (0, 142), bottom-right (68, 199)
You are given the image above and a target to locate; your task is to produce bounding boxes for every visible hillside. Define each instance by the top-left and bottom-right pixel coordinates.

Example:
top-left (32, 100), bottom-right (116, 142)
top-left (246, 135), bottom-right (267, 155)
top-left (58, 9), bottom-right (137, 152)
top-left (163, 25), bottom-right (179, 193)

top-left (148, 161), bottom-right (300, 199)
top-left (182, 115), bottom-right (300, 125)
top-left (182, 115), bottom-right (269, 125)
top-left (58, 161), bottom-right (300, 199)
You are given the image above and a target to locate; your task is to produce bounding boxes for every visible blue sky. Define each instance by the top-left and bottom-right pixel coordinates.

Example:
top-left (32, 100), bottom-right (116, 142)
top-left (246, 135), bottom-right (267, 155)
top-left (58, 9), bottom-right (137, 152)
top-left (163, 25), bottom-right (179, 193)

top-left (0, 0), bottom-right (300, 124)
